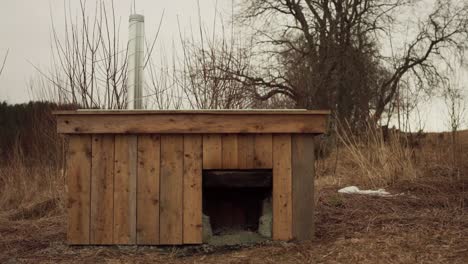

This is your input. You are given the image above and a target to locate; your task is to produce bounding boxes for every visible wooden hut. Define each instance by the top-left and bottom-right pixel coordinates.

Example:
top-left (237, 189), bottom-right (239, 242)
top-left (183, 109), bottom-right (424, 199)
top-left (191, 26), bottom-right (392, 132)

top-left (55, 110), bottom-right (329, 245)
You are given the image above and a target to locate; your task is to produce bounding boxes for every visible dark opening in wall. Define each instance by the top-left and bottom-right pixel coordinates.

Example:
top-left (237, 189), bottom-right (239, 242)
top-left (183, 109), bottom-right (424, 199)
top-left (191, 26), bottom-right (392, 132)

top-left (202, 169), bottom-right (272, 237)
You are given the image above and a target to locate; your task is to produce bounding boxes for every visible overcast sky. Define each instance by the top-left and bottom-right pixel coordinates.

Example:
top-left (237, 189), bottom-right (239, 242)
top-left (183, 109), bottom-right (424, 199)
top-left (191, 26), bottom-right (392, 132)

top-left (0, 0), bottom-right (231, 101)
top-left (0, 0), bottom-right (465, 132)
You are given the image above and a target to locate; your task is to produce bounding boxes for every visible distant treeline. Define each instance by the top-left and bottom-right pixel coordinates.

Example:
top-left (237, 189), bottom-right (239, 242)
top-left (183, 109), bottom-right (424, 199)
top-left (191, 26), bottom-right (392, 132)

top-left (0, 101), bottom-right (77, 165)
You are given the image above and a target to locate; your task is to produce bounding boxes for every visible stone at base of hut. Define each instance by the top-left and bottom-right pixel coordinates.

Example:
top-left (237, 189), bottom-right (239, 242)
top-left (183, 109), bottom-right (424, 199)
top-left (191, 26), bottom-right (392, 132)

top-left (202, 214), bottom-right (213, 242)
top-left (258, 213), bottom-right (272, 237)
top-left (258, 196), bottom-right (272, 237)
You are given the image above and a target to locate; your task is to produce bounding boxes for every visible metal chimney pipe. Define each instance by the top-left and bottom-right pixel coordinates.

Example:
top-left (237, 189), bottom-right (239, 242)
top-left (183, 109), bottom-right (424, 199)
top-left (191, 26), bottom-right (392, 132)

top-left (127, 14), bottom-right (145, 110)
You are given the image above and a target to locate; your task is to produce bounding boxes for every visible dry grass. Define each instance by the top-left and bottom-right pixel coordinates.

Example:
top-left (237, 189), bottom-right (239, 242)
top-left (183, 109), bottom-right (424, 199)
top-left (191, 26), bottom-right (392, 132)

top-left (330, 125), bottom-right (418, 187)
top-left (0, 159), bottom-right (65, 217)
top-left (0, 129), bottom-right (467, 263)
top-left (0, 174), bottom-right (466, 263)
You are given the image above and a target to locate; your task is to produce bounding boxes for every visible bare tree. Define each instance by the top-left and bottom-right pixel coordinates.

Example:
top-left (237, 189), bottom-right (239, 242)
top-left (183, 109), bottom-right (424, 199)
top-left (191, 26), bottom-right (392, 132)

top-left (374, 0), bottom-right (468, 122)
top-left (145, 46), bottom-right (184, 109)
top-left (31, 0), bottom-right (130, 109)
top-left (173, 3), bottom-right (257, 110)
top-left (30, 0), bottom-right (171, 109)
top-left (444, 82), bottom-right (465, 135)
top-left (219, 0), bottom-right (468, 127)
top-left (443, 65), bottom-right (466, 176)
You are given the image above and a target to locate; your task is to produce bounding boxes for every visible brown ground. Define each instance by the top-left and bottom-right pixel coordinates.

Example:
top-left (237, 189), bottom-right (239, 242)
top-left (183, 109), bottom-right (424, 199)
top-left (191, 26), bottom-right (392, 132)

top-left (0, 175), bottom-right (466, 264)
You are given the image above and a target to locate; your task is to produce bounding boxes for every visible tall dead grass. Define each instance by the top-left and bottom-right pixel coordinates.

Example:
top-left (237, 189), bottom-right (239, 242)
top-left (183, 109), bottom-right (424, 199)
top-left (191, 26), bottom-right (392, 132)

top-left (338, 126), bottom-right (419, 187)
top-left (0, 139), bottom-right (65, 218)
top-left (0, 161), bottom-right (65, 214)
top-left (316, 125), bottom-right (421, 189)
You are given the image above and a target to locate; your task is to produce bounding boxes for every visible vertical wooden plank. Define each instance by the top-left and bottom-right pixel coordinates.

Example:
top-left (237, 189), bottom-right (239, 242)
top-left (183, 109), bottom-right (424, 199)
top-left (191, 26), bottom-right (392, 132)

top-left (113, 135), bottom-right (137, 244)
top-left (160, 135), bottom-right (184, 245)
top-left (222, 134), bottom-right (238, 169)
top-left (238, 134), bottom-right (255, 169)
top-left (203, 134), bottom-right (222, 169)
top-left (67, 135), bottom-right (91, 245)
top-left (183, 135), bottom-right (203, 244)
top-left (272, 134), bottom-right (293, 241)
top-left (137, 135), bottom-right (160, 244)
top-left (292, 134), bottom-right (315, 240)
top-left (254, 134), bottom-right (273, 168)
top-left (90, 135), bottom-right (114, 244)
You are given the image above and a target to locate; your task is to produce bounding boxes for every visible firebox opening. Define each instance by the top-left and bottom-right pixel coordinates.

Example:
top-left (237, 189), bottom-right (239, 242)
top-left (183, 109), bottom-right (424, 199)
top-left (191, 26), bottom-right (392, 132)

top-left (202, 169), bottom-right (273, 245)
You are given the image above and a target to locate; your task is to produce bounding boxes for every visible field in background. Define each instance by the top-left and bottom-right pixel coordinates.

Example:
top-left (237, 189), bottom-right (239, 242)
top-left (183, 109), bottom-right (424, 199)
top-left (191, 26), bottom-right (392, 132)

top-left (0, 104), bottom-right (467, 263)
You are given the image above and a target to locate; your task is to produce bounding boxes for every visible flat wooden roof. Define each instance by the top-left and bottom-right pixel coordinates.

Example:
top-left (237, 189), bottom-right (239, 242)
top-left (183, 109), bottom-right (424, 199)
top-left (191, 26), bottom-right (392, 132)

top-left (54, 110), bottom-right (330, 134)
top-left (54, 109), bottom-right (331, 115)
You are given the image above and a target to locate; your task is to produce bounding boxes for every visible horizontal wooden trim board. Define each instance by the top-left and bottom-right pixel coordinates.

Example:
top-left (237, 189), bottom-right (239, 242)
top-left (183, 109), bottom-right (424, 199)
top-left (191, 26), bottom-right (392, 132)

top-left (54, 110), bottom-right (329, 134)
top-left (54, 109), bottom-right (331, 115)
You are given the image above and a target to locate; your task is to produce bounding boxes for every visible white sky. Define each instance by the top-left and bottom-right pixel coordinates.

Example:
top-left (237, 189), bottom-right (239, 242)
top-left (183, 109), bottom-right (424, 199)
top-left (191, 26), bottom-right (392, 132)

top-left (0, 0), bottom-right (232, 102)
top-left (0, 0), bottom-right (465, 132)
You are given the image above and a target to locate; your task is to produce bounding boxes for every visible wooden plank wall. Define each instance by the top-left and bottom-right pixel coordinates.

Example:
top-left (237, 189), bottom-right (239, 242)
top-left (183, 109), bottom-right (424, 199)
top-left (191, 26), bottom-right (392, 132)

top-left (160, 135), bottom-right (184, 244)
top-left (67, 134), bottom-right (205, 245)
top-left (272, 134), bottom-right (293, 240)
top-left (215, 134), bottom-right (272, 170)
top-left (292, 134), bottom-right (315, 240)
top-left (66, 135), bottom-right (91, 244)
top-left (90, 135), bottom-right (115, 244)
top-left (114, 135), bottom-right (137, 244)
top-left (66, 133), bottom-right (315, 245)
top-left (183, 135), bottom-right (203, 243)
top-left (136, 135), bottom-right (160, 244)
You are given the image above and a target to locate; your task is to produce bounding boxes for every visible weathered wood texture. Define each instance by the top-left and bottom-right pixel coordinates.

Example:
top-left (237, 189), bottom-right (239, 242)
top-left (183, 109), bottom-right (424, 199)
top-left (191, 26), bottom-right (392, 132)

top-left (55, 111), bottom-right (329, 134)
top-left (113, 135), bottom-right (137, 244)
top-left (254, 134), bottom-right (273, 168)
top-left (204, 134), bottom-right (273, 170)
top-left (238, 134), bottom-right (255, 169)
top-left (203, 135), bottom-right (222, 169)
top-left (160, 135), bottom-right (184, 245)
top-left (183, 135), bottom-right (203, 244)
top-left (61, 111), bottom-right (327, 245)
top-left (272, 134), bottom-right (293, 241)
top-left (136, 135), bottom-right (160, 244)
top-left (221, 134), bottom-right (238, 169)
top-left (90, 135), bottom-right (115, 244)
top-left (292, 134), bottom-right (315, 240)
top-left (66, 135), bottom-right (91, 245)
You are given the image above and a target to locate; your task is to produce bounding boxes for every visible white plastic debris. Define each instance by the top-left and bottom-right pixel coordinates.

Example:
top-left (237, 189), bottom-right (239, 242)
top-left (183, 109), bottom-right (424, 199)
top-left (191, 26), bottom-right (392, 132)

top-left (338, 186), bottom-right (392, 196)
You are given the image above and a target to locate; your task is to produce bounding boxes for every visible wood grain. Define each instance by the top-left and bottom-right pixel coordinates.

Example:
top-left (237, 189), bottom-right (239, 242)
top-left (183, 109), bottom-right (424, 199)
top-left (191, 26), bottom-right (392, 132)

top-left (254, 134), bottom-right (273, 168)
top-left (183, 135), bottom-right (203, 244)
top-left (136, 135), bottom-right (160, 244)
top-left (221, 134), bottom-right (238, 169)
top-left (66, 135), bottom-right (92, 245)
top-left (160, 135), bottom-right (184, 244)
top-left (292, 134), bottom-right (315, 240)
top-left (238, 134), bottom-right (255, 169)
top-left (272, 134), bottom-right (293, 241)
top-left (56, 113), bottom-right (329, 134)
top-left (90, 135), bottom-right (114, 244)
top-left (113, 135), bottom-right (137, 244)
top-left (55, 110), bottom-right (331, 115)
top-left (203, 134), bottom-right (222, 169)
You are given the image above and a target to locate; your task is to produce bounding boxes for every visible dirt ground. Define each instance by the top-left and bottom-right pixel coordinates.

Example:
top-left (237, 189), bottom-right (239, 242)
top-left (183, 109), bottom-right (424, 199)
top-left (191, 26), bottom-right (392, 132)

top-left (1, 176), bottom-right (467, 264)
